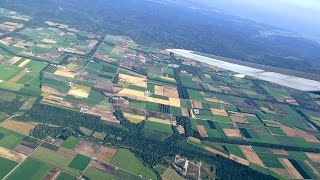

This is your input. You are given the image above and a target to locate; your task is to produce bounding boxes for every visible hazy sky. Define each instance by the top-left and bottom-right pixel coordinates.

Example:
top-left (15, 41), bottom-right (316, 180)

top-left (196, 0), bottom-right (320, 37)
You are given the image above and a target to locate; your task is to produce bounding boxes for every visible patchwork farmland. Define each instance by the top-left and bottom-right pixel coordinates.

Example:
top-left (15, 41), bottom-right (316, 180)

top-left (0, 7), bottom-right (320, 180)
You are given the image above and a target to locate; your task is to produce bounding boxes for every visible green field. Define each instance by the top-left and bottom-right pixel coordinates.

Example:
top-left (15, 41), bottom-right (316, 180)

top-left (7, 158), bottom-right (52, 180)
top-left (42, 78), bottom-right (70, 92)
top-left (196, 120), bottom-right (226, 138)
top-left (24, 60), bottom-right (47, 72)
top-left (0, 156), bottom-right (19, 179)
top-left (83, 166), bottom-right (142, 180)
top-left (110, 148), bottom-right (157, 179)
top-left (56, 172), bottom-right (78, 180)
top-left (225, 144), bottom-right (246, 159)
top-left (144, 121), bottom-right (173, 134)
top-left (62, 136), bottom-right (79, 150)
top-left (0, 8), bottom-right (319, 180)
top-left (0, 65), bottom-right (21, 81)
top-left (0, 127), bottom-right (25, 149)
top-left (253, 147), bottom-right (283, 168)
top-left (31, 147), bottom-right (81, 175)
top-left (68, 154), bottom-right (91, 171)
top-left (83, 167), bottom-right (114, 180)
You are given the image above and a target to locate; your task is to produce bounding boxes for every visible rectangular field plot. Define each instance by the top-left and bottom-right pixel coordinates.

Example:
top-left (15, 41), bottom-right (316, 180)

top-left (7, 158), bottom-right (53, 180)
top-left (0, 120), bottom-right (35, 135)
top-left (62, 136), bottom-right (79, 150)
top-left (0, 65), bottom-right (22, 81)
top-left (225, 144), bottom-right (246, 159)
top-left (83, 164), bottom-right (142, 180)
top-left (252, 147), bottom-right (283, 168)
top-left (144, 121), bottom-right (173, 138)
top-left (196, 120), bottom-right (226, 138)
top-left (95, 146), bottom-right (117, 163)
top-left (110, 148), bottom-right (157, 179)
top-left (0, 81), bottom-right (23, 91)
top-left (56, 172), bottom-right (78, 180)
top-left (42, 78), bottom-right (70, 92)
top-left (31, 146), bottom-right (82, 175)
top-left (0, 127), bottom-right (25, 149)
top-left (0, 156), bottom-right (19, 179)
top-left (68, 154), bottom-right (91, 171)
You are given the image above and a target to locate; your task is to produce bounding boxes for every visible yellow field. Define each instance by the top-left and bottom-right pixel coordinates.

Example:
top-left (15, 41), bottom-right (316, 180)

top-left (169, 97), bottom-right (180, 107)
top-left (0, 120), bottom-right (35, 135)
top-left (8, 56), bottom-right (21, 64)
top-left (54, 68), bottom-right (77, 78)
top-left (123, 112), bottom-right (145, 124)
top-left (148, 117), bottom-right (171, 125)
top-left (239, 145), bottom-right (265, 167)
top-left (68, 85), bottom-right (91, 98)
top-left (117, 89), bottom-right (145, 101)
top-left (223, 129), bottom-right (242, 138)
top-left (9, 70), bottom-right (26, 82)
top-left (160, 76), bottom-right (175, 82)
top-left (155, 85), bottom-right (164, 95)
top-left (146, 96), bottom-right (169, 105)
top-left (279, 158), bottom-right (303, 179)
top-left (211, 108), bottom-right (228, 116)
top-left (18, 59), bottom-right (30, 67)
top-left (119, 73), bottom-right (147, 87)
top-left (0, 146), bottom-right (27, 163)
top-left (188, 137), bottom-right (201, 144)
top-left (229, 154), bottom-right (249, 166)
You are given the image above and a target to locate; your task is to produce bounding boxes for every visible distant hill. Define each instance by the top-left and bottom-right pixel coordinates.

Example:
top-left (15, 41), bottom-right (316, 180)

top-left (2, 0), bottom-right (320, 74)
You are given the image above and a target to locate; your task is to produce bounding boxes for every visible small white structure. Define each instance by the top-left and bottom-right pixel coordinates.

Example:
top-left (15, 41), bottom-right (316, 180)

top-left (24, 68), bottom-right (31, 73)
top-left (193, 109), bottom-right (200, 115)
top-left (233, 74), bottom-right (246, 79)
top-left (144, 90), bottom-right (151, 97)
top-left (67, 82), bottom-right (73, 87)
top-left (80, 108), bottom-right (88, 113)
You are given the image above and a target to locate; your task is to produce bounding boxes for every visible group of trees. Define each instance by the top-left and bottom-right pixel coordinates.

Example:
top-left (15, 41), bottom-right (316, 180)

top-left (3, 0), bottom-right (320, 74)
top-left (19, 102), bottom-right (276, 179)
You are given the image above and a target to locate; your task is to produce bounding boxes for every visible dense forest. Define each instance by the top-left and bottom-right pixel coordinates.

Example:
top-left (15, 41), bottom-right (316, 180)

top-left (1, 0), bottom-right (320, 74)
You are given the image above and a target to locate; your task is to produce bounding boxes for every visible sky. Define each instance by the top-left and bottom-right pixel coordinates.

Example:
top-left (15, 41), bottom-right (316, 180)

top-left (195, 0), bottom-right (320, 37)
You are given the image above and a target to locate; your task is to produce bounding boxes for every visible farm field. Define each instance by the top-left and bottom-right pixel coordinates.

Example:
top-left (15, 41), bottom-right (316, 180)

top-left (31, 146), bottom-right (82, 175)
top-left (110, 148), bottom-right (158, 179)
top-left (6, 158), bottom-right (53, 180)
top-left (0, 6), bottom-right (320, 180)
top-left (0, 156), bottom-right (19, 179)
top-left (0, 127), bottom-right (25, 149)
